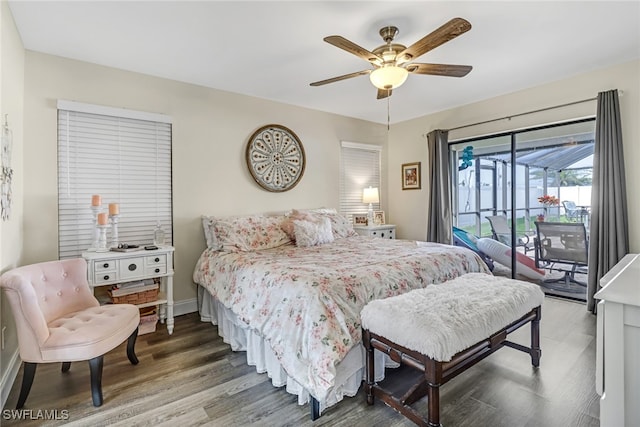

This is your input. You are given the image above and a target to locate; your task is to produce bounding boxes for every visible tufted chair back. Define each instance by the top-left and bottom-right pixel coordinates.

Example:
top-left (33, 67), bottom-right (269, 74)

top-left (0, 258), bottom-right (98, 362)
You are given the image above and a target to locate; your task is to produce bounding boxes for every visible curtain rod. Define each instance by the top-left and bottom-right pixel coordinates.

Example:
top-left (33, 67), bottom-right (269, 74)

top-left (442, 96), bottom-right (600, 133)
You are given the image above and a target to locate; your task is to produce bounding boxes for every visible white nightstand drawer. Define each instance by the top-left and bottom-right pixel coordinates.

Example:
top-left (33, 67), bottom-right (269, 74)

top-left (145, 254), bottom-right (166, 266)
top-left (95, 260), bottom-right (116, 272)
top-left (146, 264), bottom-right (167, 276)
top-left (120, 257), bottom-right (145, 280)
top-left (94, 270), bottom-right (118, 284)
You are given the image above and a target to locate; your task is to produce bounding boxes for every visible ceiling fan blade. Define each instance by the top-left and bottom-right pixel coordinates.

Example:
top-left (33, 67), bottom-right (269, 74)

top-left (406, 63), bottom-right (472, 77)
top-left (324, 35), bottom-right (382, 65)
top-left (310, 70), bottom-right (372, 86)
top-left (377, 88), bottom-right (392, 99)
top-left (397, 17), bottom-right (471, 62)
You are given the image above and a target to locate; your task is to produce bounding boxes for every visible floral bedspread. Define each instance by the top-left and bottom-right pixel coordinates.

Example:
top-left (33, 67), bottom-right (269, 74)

top-left (192, 237), bottom-right (489, 401)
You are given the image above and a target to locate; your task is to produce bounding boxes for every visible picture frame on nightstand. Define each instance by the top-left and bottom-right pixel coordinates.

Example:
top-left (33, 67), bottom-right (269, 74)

top-left (353, 213), bottom-right (368, 226)
top-left (373, 211), bottom-right (385, 225)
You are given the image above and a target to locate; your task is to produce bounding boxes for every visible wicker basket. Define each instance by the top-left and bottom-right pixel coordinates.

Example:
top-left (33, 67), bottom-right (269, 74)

top-left (109, 287), bottom-right (159, 304)
top-left (139, 312), bottom-right (159, 335)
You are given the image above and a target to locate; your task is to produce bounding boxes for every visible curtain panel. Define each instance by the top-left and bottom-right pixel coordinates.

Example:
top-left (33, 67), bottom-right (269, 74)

top-left (426, 130), bottom-right (452, 244)
top-left (587, 89), bottom-right (629, 312)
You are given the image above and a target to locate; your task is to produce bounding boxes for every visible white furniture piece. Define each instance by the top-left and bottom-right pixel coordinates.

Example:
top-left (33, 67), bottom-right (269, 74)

top-left (595, 253), bottom-right (640, 427)
top-left (353, 224), bottom-right (395, 239)
top-left (82, 246), bottom-right (175, 335)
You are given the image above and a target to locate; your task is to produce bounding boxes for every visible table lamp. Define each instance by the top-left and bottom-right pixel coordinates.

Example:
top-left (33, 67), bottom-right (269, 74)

top-left (362, 187), bottom-right (379, 226)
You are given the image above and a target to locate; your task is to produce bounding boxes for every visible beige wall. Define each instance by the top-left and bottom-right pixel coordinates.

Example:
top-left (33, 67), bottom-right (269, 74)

top-left (1, 0), bottom-right (25, 405)
top-left (388, 59), bottom-right (640, 251)
top-left (22, 52), bottom-right (388, 306)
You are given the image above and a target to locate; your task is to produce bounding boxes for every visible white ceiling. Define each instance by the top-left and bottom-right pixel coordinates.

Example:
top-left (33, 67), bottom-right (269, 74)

top-left (8, 1), bottom-right (640, 124)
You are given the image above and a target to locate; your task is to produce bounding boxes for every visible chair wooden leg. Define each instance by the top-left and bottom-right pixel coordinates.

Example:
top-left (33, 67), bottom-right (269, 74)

top-left (16, 362), bottom-right (37, 409)
top-left (127, 328), bottom-right (139, 365)
top-left (88, 356), bottom-right (104, 407)
top-left (61, 362), bottom-right (71, 372)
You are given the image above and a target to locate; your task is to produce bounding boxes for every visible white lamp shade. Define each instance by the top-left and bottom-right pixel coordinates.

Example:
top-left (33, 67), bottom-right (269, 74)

top-left (362, 187), bottom-right (380, 204)
top-left (369, 66), bottom-right (408, 90)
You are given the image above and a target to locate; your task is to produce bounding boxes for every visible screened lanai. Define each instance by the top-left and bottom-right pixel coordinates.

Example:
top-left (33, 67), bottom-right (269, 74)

top-left (450, 119), bottom-right (595, 301)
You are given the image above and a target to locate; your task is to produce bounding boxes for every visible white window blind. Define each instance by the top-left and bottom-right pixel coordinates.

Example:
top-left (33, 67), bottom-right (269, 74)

top-left (340, 141), bottom-right (382, 220)
top-left (57, 101), bottom-right (172, 259)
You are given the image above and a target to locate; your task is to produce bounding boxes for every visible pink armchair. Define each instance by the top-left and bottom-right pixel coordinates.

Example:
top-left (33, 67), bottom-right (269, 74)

top-left (0, 258), bottom-right (140, 408)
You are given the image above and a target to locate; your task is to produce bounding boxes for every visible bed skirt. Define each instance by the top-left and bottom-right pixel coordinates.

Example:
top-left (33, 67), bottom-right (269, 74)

top-left (197, 285), bottom-right (395, 415)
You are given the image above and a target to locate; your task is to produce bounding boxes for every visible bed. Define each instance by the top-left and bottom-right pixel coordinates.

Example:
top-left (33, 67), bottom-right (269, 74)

top-left (192, 209), bottom-right (490, 418)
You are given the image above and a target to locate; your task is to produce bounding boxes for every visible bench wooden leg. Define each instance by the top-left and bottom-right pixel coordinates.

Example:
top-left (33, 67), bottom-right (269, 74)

top-left (531, 306), bottom-right (542, 367)
top-left (364, 329), bottom-right (375, 405)
top-left (425, 358), bottom-right (443, 427)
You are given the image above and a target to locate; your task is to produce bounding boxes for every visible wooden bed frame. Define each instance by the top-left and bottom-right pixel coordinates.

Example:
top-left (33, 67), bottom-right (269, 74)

top-left (363, 306), bottom-right (542, 427)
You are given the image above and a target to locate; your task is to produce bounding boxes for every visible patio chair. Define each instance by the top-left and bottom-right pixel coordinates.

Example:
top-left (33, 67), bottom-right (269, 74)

top-left (562, 201), bottom-right (589, 222)
top-left (534, 221), bottom-right (588, 286)
top-left (486, 215), bottom-right (533, 253)
top-left (452, 226), bottom-right (495, 271)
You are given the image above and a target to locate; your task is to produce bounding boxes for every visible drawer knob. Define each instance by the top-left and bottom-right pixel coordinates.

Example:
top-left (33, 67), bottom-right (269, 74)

top-left (128, 263), bottom-right (137, 271)
top-left (154, 257), bottom-right (160, 263)
top-left (155, 268), bottom-right (160, 273)
top-left (103, 263), bottom-right (109, 268)
top-left (103, 275), bottom-right (109, 280)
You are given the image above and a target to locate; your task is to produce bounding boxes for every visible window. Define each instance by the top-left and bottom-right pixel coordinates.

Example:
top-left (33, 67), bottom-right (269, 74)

top-left (57, 100), bottom-right (172, 259)
top-left (339, 141), bottom-right (381, 220)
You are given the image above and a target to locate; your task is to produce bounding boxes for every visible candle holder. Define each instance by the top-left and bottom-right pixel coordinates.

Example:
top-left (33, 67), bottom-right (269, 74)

top-left (110, 214), bottom-right (120, 248)
top-left (87, 205), bottom-right (105, 251)
top-left (96, 224), bottom-right (110, 252)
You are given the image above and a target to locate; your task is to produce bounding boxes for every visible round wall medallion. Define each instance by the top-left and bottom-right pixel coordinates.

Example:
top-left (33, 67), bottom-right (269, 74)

top-left (245, 124), bottom-right (306, 192)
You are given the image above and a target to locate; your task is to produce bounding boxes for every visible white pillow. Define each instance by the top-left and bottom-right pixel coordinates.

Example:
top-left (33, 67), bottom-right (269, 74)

top-left (293, 217), bottom-right (334, 247)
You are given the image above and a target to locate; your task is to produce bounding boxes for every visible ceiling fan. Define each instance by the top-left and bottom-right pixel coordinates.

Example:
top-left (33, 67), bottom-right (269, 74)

top-left (310, 17), bottom-right (473, 99)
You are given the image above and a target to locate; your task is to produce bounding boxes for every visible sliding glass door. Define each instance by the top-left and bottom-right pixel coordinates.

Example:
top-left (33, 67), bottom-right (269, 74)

top-left (450, 119), bottom-right (595, 293)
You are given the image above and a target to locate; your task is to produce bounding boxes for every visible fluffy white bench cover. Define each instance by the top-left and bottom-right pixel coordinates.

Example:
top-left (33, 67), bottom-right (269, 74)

top-left (361, 272), bottom-right (545, 362)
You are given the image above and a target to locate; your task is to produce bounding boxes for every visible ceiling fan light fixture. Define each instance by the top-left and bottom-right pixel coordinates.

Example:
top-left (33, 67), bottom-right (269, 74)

top-left (369, 66), bottom-right (408, 90)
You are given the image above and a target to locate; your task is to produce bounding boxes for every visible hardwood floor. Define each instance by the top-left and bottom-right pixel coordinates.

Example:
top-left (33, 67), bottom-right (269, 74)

top-left (2, 296), bottom-right (599, 426)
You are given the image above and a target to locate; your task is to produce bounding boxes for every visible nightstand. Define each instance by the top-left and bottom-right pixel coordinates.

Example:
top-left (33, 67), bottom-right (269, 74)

top-left (353, 224), bottom-right (396, 239)
top-left (82, 245), bottom-right (175, 335)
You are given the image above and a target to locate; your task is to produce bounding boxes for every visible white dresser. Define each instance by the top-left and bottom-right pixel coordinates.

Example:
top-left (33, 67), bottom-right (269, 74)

top-left (595, 253), bottom-right (640, 427)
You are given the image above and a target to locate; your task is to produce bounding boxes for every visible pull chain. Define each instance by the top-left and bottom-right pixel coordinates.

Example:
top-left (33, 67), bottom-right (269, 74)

top-left (387, 94), bottom-right (390, 131)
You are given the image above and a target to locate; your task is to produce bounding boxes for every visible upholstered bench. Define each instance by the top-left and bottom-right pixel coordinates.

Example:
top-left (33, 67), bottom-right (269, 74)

top-left (361, 273), bottom-right (544, 427)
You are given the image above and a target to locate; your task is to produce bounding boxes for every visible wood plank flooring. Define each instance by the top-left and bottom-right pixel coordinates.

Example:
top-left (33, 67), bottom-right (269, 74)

top-left (2, 296), bottom-right (599, 426)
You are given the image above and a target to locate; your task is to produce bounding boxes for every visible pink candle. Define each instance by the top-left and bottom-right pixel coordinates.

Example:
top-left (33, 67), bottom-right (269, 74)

top-left (91, 195), bottom-right (101, 206)
top-left (109, 203), bottom-right (119, 215)
top-left (97, 212), bottom-right (109, 225)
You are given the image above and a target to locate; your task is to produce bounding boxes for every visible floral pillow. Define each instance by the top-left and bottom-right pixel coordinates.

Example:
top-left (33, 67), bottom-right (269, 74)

top-left (293, 217), bottom-right (334, 247)
top-left (204, 215), bottom-right (292, 252)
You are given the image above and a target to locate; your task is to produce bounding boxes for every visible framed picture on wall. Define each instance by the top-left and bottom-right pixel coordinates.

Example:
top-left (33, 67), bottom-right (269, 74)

top-left (402, 162), bottom-right (421, 190)
top-left (353, 213), bottom-right (368, 226)
top-left (373, 211), bottom-right (385, 225)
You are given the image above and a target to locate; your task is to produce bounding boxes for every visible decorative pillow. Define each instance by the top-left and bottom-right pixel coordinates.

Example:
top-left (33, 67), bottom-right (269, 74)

top-left (293, 217), bottom-right (334, 247)
top-left (201, 216), bottom-right (220, 249)
top-left (313, 211), bottom-right (358, 239)
top-left (281, 209), bottom-right (316, 240)
top-left (208, 215), bottom-right (292, 252)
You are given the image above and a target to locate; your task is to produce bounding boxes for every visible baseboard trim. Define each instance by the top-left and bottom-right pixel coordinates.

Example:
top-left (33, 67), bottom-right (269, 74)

top-left (174, 298), bottom-right (197, 317)
top-left (1, 349), bottom-right (21, 410)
